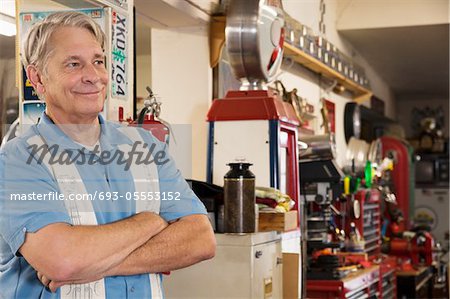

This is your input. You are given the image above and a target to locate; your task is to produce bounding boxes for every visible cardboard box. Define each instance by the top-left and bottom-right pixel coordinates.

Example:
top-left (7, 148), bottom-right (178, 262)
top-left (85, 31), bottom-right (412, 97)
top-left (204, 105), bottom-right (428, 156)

top-left (258, 210), bottom-right (298, 232)
top-left (283, 253), bottom-right (300, 299)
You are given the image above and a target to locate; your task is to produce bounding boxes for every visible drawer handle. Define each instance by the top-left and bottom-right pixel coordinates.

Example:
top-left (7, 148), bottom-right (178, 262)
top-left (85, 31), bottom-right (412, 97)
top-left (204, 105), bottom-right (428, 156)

top-left (255, 251), bottom-right (263, 258)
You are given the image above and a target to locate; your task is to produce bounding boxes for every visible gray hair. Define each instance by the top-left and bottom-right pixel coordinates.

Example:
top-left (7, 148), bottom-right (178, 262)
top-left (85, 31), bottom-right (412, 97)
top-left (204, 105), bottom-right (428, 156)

top-left (22, 11), bottom-right (106, 73)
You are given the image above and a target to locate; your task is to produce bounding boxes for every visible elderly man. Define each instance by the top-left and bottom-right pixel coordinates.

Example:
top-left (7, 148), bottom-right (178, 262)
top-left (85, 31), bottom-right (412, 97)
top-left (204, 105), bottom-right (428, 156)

top-left (0, 11), bottom-right (215, 298)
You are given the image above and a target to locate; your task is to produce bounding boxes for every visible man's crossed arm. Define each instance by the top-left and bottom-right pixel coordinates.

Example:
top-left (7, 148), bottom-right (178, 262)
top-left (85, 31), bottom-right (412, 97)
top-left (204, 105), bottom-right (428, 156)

top-left (19, 212), bottom-right (216, 292)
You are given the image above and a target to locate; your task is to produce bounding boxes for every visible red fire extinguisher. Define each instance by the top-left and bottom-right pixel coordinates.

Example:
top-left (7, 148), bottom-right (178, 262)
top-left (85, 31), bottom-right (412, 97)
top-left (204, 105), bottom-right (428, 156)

top-left (129, 87), bottom-right (171, 144)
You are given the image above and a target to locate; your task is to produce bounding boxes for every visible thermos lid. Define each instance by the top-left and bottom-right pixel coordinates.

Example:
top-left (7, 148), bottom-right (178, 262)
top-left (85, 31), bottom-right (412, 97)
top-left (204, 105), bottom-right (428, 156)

top-left (227, 162), bottom-right (253, 168)
top-left (225, 162), bottom-right (255, 179)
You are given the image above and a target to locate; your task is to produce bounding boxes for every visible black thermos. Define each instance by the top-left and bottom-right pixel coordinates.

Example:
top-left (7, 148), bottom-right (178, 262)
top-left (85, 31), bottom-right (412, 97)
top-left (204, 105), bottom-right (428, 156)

top-left (224, 162), bottom-right (255, 233)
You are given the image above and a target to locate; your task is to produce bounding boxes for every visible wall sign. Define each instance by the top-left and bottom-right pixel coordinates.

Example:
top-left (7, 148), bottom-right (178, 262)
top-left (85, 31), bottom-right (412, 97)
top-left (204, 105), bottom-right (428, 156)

top-left (322, 98), bottom-right (335, 134)
top-left (111, 10), bottom-right (128, 99)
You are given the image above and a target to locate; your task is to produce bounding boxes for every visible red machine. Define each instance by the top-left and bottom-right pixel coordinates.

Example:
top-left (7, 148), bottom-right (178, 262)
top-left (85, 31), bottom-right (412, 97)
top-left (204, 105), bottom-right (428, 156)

top-left (207, 89), bottom-right (301, 212)
top-left (381, 136), bottom-right (413, 226)
top-left (380, 136), bottom-right (436, 267)
top-left (206, 1), bottom-right (301, 213)
top-left (389, 232), bottom-right (435, 266)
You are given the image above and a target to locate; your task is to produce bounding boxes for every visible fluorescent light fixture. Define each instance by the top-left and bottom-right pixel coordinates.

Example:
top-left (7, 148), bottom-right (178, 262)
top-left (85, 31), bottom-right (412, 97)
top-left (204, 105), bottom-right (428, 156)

top-left (0, 0), bottom-right (15, 17)
top-left (0, 13), bottom-right (15, 36)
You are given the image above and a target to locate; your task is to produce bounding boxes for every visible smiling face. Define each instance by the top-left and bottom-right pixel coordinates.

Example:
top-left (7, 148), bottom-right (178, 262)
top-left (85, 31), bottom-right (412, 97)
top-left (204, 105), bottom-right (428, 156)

top-left (37, 26), bottom-right (108, 124)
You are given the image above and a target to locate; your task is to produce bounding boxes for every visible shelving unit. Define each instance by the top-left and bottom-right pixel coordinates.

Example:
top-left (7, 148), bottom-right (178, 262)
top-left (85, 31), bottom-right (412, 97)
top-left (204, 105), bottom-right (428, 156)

top-left (360, 190), bottom-right (382, 256)
top-left (283, 43), bottom-right (372, 103)
top-left (335, 188), bottom-right (382, 257)
top-left (380, 267), bottom-right (397, 299)
top-left (208, 18), bottom-right (373, 103)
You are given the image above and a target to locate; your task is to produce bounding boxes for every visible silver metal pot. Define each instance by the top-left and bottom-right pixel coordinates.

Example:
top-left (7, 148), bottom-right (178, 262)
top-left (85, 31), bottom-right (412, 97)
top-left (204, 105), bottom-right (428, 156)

top-left (299, 133), bottom-right (337, 161)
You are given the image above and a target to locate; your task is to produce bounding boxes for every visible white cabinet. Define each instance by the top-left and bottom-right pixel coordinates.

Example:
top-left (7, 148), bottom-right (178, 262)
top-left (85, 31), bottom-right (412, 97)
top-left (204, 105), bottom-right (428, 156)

top-left (164, 232), bottom-right (283, 299)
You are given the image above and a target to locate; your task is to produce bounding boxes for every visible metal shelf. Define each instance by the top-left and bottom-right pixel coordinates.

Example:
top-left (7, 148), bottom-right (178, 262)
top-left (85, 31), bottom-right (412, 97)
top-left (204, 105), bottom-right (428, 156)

top-left (363, 228), bottom-right (378, 236)
top-left (363, 203), bottom-right (379, 211)
top-left (283, 43), bottom-right (372, 102)
top-left (364, 220), bottom-right (379, 228)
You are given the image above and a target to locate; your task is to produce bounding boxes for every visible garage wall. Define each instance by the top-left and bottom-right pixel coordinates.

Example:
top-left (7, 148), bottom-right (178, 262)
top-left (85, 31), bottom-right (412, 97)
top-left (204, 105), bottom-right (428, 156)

top-left (150, 26), bottom-right (212, 180)
top-left (0, 37), bottom-right (19, 139)
top-left (136, 54), bottom-right (151, 99)
top-left (135, 19), bottom-right (152, 102)
top-left (147, 0), bottom-right (397, 179)
top-left (279, 0), bottom-right (396, 167)
top-left (336, 0), bottom-right (449, 30)
top-left (282, 0), bottom-right (396, 115)
top-left (396, 95), bottom-right (449, 138)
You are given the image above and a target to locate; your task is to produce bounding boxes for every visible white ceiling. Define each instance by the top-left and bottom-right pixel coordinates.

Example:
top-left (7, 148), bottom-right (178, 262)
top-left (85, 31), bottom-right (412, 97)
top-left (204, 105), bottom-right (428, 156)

top-left (0, 0), bottom-right (15, 17)
top-left (134, 0), bottom-right (216, 28)
top-left (340, 24), bottom-right (449, 99)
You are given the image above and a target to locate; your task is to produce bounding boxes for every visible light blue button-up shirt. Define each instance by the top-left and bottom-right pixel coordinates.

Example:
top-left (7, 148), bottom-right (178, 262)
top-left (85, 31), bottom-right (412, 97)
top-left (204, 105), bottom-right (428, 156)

top-left (0, 113), bottom-right (207, 299)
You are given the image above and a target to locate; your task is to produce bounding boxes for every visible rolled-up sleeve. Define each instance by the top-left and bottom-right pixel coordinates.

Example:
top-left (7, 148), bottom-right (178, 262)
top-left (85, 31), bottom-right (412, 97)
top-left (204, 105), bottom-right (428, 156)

top-left (0, 140), bottom-right (72, 255)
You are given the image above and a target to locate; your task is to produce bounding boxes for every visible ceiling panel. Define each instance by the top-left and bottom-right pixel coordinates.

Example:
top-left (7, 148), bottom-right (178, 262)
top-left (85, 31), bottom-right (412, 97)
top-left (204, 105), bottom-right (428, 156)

top-left (340, 24), bottom-right (449, 98)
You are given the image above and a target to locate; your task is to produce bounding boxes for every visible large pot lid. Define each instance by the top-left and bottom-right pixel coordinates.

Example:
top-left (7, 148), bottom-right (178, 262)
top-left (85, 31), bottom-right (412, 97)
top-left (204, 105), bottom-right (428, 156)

top-left (226, 0), bottom-right (285, 87)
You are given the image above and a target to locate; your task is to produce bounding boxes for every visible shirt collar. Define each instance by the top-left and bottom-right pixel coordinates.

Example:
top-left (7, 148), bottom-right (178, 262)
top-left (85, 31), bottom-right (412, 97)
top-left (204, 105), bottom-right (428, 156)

top-left (35, 112), bottom-right (133, 152)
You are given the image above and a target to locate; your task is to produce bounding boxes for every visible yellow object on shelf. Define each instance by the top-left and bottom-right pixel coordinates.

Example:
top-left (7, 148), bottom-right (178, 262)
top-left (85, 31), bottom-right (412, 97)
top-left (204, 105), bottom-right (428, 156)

top-left (344, 176), bottom-right (350, 195)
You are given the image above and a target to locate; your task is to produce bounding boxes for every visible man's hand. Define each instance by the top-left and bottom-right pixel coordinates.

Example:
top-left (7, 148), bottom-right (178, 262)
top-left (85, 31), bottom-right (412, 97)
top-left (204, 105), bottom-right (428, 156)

top-left (37, 272), bottom-right (52, 291)
top-left (37, 271), bottom-right (105, 293)
top-left (37, 271), bottom-right (66, 293)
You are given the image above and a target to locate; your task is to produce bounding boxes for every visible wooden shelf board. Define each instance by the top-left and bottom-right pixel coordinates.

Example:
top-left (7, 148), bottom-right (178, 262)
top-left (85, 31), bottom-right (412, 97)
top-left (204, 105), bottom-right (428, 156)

top-left (283, 42), bottom-right (372, 101)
